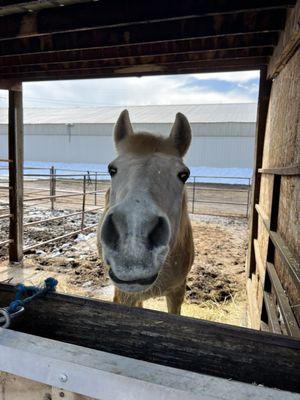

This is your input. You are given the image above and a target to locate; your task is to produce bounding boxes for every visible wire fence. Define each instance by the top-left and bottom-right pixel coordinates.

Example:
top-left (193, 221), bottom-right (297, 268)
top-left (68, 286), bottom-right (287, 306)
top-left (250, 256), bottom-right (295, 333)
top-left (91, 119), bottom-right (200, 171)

top-left (186, 175), bottom-right (251, 218)
top-left (0, 166), bottom-right (251, 255)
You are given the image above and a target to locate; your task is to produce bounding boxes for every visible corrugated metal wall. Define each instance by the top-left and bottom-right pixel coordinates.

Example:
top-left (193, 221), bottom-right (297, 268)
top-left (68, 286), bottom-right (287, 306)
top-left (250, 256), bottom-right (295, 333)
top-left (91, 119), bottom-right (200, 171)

top-left (0, 122), bottom-right (255, 168)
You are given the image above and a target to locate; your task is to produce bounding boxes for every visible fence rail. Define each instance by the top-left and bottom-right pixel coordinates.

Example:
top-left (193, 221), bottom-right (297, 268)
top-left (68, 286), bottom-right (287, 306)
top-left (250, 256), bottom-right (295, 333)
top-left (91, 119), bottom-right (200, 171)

top-left (0, 213), bottom-right (12, 220)
top-left (186, 175), bottom-right (251, 218)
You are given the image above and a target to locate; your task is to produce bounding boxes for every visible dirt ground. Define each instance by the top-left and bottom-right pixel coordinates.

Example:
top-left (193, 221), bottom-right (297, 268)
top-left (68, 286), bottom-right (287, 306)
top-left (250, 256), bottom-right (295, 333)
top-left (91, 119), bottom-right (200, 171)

top-left (0, 205), bottom-right (248, 327)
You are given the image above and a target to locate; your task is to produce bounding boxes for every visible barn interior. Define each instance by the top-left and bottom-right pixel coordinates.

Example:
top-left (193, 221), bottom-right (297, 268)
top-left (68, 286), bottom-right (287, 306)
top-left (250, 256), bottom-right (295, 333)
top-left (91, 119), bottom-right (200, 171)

top-left (0, 0), bottom-right (299, 398)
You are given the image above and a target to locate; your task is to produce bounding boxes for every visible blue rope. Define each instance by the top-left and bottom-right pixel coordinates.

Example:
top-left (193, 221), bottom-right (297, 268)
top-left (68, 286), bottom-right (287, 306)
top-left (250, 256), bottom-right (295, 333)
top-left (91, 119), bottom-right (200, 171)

top-left (7, 277), bottom-right (58, 314)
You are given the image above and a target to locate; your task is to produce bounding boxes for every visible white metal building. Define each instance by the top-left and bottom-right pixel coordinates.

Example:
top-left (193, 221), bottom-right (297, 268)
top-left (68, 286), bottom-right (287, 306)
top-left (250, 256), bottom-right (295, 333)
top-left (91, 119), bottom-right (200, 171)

top-left (0, 103), bottom-right (257, 168)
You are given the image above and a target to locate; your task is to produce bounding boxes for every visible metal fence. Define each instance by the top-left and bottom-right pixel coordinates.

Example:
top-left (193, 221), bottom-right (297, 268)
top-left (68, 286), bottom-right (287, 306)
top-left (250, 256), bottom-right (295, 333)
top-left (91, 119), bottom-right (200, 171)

top-left (0, 166), bottom-right (107, 255)
top-left (0, 166), bottom-right (251, 255)
top-left (0, 159), bottom-right (12, 250)
top-left (186, 176), bottom-right (251, 218)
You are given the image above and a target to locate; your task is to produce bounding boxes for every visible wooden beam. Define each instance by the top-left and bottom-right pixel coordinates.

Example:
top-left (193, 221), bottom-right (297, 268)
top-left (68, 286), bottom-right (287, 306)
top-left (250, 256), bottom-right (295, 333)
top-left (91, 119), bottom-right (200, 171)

top-left (0, 47), bottom-right (273, 75)
top-left (253, 239), bottom-right (266, 285)
top-left (0, 329), bottom-right (297, 400)
top-left (258, 164), bottom-right (300, 175)
top-left (246, 67), bottom-right (272, 277)
top-left (256, 204), bottom-right (300, 290)
top-left (269, 231), bottom-right (300, 288)
top-left (0, 284), bottom-right (300, 392)
top-left (266, 262), bottom-right (300, 338)
top-left (0, 10), bottom-right (286, 58)
top-left (246, 277), bottom-right (261, 329)
top-left (0, 80), bottom-right (22, 90)
top-left (0, 57), bottom-right (270, 81)
top-left (260, 321), bottom-right (270, 332)
top-left (0, 0), bottom-right (89, 15)
top-left (263, 291), bottom-right (282, 334)
top-left (8, 86), bottom-right (23, 263)
top-left (268, 0), bottom-right (300, 78)
top-left (0, 32), bottom-right (279, 68)
top-left (0, 0), bottom-right (294, 41)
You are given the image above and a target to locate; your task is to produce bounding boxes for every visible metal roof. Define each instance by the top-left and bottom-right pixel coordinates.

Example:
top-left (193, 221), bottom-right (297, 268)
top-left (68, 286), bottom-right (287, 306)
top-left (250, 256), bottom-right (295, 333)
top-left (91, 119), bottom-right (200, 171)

top-left (0, 103), bottom-right (257, 124)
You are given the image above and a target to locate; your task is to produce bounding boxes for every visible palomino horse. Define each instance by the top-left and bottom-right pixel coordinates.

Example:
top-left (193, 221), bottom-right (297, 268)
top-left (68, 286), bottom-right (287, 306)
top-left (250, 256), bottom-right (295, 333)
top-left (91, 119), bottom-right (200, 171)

top-left (98, 110), bottom-right (194, 315)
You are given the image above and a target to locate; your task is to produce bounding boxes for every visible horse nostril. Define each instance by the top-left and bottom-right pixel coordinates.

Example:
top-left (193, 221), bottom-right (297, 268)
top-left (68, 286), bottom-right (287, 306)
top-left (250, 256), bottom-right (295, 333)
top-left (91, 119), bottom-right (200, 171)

top-left (101, 213), bottom-right (120, 250)
top-left (147, 216), bottom-right (170, 250)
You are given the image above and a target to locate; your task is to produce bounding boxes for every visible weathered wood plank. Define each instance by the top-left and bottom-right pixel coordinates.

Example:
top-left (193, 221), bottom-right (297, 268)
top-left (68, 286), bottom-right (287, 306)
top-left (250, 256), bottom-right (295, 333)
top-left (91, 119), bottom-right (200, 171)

top-left (0, 0), bottom-right (89, 15)
top-left (258, 164), bottom-right (300, 175)
top-left (0, 32), bottom-right (279, 68)
top-left (0, 0), bottom-right (294, 41)
top-left (271, 231), bottom-right (300, 289)
top-left (8, 87), bottom-right (23, 263)
top-left (246, 67), bottom-right (272, 277)
top-left (246, 277), bottom-right (261, 330)
top-left (0, 80), bottom-right (22, 90)
top-left (0, 10), bottom-right (285, 58)
top-left (268, 0), bottom-right (300, 78)
top-left (1, 329), bottom-right (299, 400)
top-left (263, 291), bottom-right (282, 334)
top-left (253, 238), bottom-right (266, 318)
top-left (266, 262), bottom-right (300, 338)
top-left (0, 283), bottom-right (300, 392)
top-left (256, 203), bottom-right (300, 290)
top-left (0, 47), bottom-right (273, 75)
top-left (260, 321), bottom-right (270, 332)
top-left (0, 58), bottom-right (270, 82)
top-left (254, 239), bottom-right (266, 286)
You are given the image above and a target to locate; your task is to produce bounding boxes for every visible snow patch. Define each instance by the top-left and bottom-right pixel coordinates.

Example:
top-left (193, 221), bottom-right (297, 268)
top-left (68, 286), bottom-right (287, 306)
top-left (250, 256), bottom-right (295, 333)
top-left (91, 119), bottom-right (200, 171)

top-left (0, 161), bottom-right (252, 185)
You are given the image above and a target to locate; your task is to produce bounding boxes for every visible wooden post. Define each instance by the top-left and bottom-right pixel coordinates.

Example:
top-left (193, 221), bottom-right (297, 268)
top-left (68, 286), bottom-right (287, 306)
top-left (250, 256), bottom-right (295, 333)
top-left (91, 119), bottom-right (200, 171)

top-left (246, 178), bottom-right (251, 218)
top-left (50, 166), bottom-right (56, 211)
top-left (94, 172), bottom-right (98, 206)
top-left (246, 67), bottom-right (272, 277)
top-left (81, 175), bottom-right (86, 230)
top-left (192, 177), bottom-right (196, 214)
top-left (8, 84), bottom-right (24, 263)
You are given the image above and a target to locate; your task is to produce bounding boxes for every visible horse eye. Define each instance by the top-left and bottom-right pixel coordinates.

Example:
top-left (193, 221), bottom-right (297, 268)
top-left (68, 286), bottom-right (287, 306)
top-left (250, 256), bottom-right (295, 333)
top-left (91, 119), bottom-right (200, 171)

top-left (178, 169), bottom-right (190, 183)
top-left (108, 165), bottom-right (117, 177)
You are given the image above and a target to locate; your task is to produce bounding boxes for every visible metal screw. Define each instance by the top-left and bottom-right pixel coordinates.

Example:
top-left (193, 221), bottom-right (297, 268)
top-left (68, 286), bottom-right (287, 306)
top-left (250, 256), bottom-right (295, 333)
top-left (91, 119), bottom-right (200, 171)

top-left (59, 373), bottom-right (68, 383)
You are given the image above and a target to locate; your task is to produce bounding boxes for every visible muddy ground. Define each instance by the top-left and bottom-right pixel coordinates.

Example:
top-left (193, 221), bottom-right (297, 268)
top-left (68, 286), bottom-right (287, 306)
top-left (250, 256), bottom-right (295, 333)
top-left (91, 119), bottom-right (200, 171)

top-left (0, 206), bottom-right (248, 327)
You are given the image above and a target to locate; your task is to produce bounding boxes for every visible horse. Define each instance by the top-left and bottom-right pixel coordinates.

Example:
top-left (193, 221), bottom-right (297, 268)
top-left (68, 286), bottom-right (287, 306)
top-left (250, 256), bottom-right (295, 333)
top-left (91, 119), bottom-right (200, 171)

top-left (98, 110), bottom-right (194, 314)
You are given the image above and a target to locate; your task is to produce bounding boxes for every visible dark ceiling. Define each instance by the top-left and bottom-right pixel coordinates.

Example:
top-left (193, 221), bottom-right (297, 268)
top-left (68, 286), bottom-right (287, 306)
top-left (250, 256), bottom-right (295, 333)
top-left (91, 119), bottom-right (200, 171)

top-left (0, 0), bottom-right (296, 81)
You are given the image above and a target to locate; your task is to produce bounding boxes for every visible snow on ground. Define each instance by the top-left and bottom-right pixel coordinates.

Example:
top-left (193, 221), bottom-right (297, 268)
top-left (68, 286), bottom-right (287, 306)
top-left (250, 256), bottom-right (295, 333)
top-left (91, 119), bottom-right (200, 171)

top-left (0, 160), bottom-right (252, 185)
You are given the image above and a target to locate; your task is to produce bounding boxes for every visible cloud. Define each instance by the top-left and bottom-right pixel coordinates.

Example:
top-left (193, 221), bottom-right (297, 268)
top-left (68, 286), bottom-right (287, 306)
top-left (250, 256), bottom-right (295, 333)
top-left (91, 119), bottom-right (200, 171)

top-left (0, 71), bottom-right (259, 109)
top-left (191, 70), bottom-right (260, 83)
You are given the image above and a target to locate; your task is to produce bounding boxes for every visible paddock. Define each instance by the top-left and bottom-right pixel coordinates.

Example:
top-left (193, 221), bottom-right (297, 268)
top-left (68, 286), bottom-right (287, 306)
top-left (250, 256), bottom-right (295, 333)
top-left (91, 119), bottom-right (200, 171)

top-left (0, 168), bottom-right (250, 324)
top-left (0, 1), bottom-right (300, 399)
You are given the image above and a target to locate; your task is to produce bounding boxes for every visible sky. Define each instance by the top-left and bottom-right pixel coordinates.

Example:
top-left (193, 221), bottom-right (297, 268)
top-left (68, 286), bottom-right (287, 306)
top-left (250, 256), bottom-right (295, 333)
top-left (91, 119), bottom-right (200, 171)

top-left (0, 70), bottom-right (260, 108)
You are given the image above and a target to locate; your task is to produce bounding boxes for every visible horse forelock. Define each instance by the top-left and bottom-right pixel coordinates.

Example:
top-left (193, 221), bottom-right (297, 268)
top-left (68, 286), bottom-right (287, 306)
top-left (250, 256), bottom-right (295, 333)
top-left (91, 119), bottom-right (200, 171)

top-left (116, 132), bottom-right (180, 157)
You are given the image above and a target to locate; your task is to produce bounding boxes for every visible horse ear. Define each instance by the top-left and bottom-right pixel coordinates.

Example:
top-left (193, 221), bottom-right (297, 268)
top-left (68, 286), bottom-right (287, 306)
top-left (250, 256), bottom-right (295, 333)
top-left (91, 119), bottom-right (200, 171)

top-left (169, 112), bottom-right (191, 157)
top-left (114, 109), bottom-right (134, 145)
